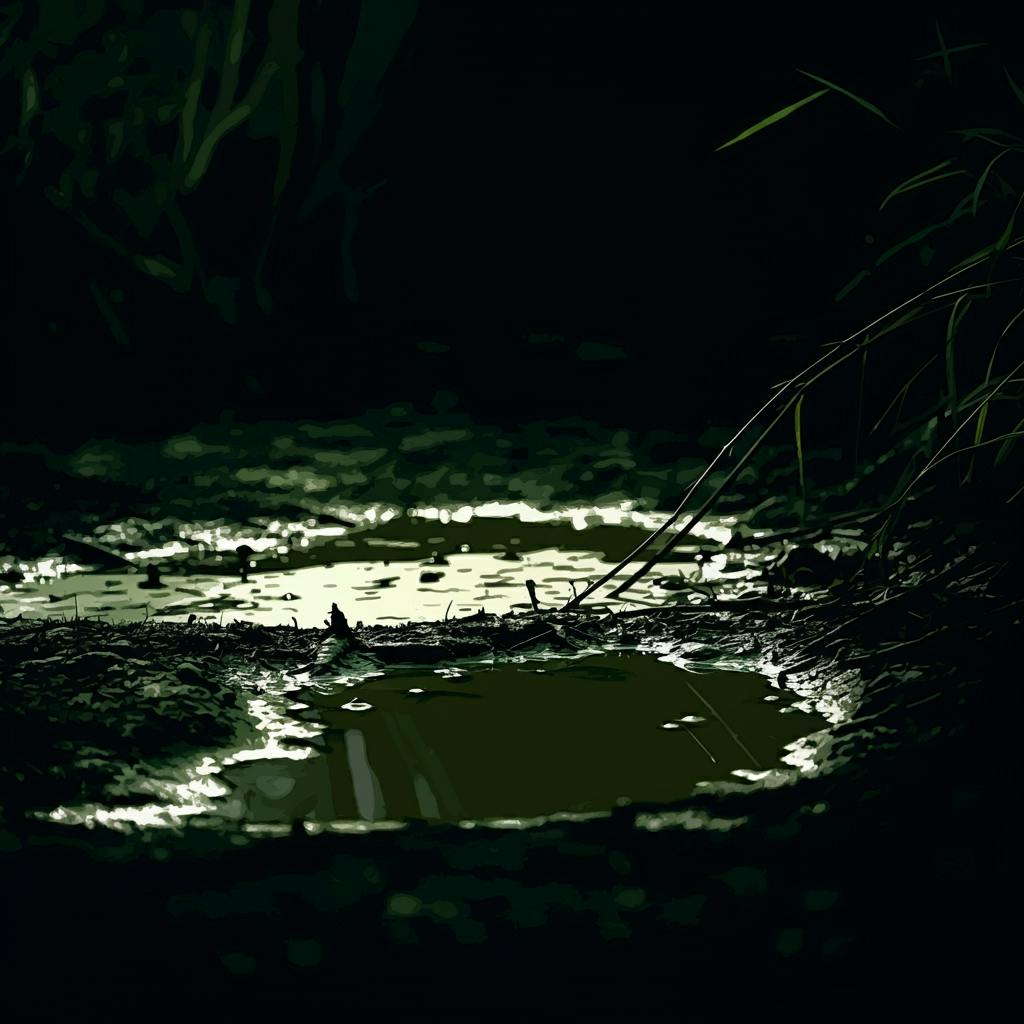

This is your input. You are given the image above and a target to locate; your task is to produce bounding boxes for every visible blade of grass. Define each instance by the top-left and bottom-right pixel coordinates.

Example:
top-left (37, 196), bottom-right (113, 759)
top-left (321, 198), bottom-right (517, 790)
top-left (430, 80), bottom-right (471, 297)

top-left (929, 431), bottom-right (1024, 474)
top-left (892, 356), bottom-right (1024, 507)
top-left (835, 269), bottom-right (871, 301)
top-left (881, 159), bottom-right (953, 203)
top-left (608, 344), bottom-right (875, 600)
top-left (995, 414), bottom-right (1024, 466)
top-left (954, 371), bottom-right (1024, 411)
top-left (876, 204), bottom-right (972, 266)
top-left (714, 88), bottom-right (828, 151)
top-left (177, 19), bottom-right (213, 166)
top-left (564, 329), bottom-right (874, 610)
top-left (945, 294), bottom-right (970, 420)
top-left (864, 514), bottom-right (893, 561)
top-left (870, 354), bottom-right (939, 435)
top-left (935, 21), bottom-right (951, 83)
top-left (881, 168), bottom-right (969, 211)
top-left (1002, 304), bottom-right (1024, 337)
top-left (948, 244), bottom-right (997, 271)
top-left (971, 150), bottom-right (1012, 216)
top-left (929, 278), bottom-right (1019, 301)
top-left (952, 127), bottom-right (1024, 144)
top-left (796, 68), bottom-right (898, 127)
top-left (994, 190), bottom-right (1024, 252)
top-left (995, 172), bottom-right (1018, 198)
top-left (968, 404), bottom-right (990, 485)
top-left (794, 393), bottom-right (806, 518)
top-left (1005, 67), bottom-right (1024, 108)
top-left (916, 42), bottom-right (987, 67)
top-left (604, 392), bottom-right (807, 601)
top-left (563, 240), bottom-right (1024, 609)
top-left (614, 294), bottom-right (996, 599)
top-left (967, 333), bottom-right (1007, 481)
top-left (209, 0), bottom-right (252, 129)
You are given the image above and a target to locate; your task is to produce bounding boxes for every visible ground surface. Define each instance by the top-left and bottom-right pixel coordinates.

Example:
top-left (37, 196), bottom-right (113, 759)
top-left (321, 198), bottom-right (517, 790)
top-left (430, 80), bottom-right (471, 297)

top-left (1, 517), bottom-right (1015, 1010)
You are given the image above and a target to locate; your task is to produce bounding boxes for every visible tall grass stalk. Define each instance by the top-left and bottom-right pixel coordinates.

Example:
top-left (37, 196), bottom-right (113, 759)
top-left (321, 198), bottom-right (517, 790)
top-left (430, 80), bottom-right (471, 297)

top-left (565, 239), bottom-right (1022, 608)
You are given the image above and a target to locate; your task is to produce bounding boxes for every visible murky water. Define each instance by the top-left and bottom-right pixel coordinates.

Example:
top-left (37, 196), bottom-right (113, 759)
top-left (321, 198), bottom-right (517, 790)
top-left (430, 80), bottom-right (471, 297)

top-left (1, 503), bottom-right (773, 626)
top-left (46, 651), bottom-right (829, 833)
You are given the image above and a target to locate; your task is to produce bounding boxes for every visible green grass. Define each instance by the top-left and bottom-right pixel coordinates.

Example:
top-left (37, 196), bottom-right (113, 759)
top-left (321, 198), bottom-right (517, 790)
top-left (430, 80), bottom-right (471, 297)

top-left (572, 21), bottom-right (1024, 604)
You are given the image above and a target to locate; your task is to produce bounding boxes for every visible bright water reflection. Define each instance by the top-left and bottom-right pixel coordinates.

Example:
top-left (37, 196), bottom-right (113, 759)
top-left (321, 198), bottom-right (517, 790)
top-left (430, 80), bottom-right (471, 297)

top-left (1, 503), bottom-right (765, 627)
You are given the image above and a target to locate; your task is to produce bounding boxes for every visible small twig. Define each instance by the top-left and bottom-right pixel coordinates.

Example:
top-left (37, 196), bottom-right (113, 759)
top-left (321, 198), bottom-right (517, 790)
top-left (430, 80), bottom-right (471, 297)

top-left (525, 579), bottom-right (541, 613)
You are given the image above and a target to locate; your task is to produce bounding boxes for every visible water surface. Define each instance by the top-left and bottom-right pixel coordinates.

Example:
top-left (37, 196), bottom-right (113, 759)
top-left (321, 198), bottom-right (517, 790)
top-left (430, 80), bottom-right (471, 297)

top-left (2, 503), bottom-right (769, 626)
top-left (47, 652), bottom-right (829, 832)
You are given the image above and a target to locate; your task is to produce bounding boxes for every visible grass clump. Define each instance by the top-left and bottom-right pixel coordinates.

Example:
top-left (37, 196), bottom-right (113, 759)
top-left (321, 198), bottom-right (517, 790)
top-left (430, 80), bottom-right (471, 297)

top-left (570, 19), bottom-right (1024, 605)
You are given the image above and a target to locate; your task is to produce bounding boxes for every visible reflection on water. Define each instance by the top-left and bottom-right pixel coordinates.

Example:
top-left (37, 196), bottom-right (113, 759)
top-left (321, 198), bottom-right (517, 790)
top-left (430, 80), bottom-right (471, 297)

top-left (1, 502), bottom-right (768, 627)
top-left (44, 653), bottom-right (829, 833)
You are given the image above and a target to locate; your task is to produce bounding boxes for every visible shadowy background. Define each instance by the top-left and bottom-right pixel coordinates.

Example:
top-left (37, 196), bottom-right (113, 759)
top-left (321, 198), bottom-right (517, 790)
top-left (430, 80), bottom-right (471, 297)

top-left (3, 3), bottom-right (1019, 446)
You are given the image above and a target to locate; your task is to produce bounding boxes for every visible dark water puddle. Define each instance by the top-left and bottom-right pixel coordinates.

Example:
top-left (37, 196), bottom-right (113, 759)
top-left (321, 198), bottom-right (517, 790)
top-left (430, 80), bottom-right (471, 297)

top-left (239, 658), bottom-right (828, 828)
top-left (79, 652), bottom-right (821, 834)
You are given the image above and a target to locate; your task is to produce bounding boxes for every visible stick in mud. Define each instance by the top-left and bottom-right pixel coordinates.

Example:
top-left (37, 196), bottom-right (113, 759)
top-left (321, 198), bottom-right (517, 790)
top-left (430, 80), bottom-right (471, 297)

top-left (525, 579), bottom-right (541, 613)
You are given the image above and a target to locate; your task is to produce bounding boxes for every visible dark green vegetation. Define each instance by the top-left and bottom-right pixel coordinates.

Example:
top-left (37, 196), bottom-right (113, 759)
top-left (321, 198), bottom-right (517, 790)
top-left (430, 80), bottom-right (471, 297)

top-left (14, 5), bottom-right (1023, 443)
top-left (3, 0), bottom-right (414, 319)
top-left (689, 24), bottom-right (1024, 575)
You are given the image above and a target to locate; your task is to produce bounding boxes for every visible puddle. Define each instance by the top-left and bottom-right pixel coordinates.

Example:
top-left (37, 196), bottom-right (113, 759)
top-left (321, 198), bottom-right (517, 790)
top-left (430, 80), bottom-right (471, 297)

top-left (0, 503), bottom-right (773, 626)
top-left (44, 652), bottom-right (829, 833)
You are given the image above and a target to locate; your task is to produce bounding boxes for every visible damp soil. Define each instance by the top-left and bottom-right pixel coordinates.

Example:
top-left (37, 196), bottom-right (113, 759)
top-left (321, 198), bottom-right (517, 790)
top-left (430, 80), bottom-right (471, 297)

top-left (1, 519), bottom-right (1016, 1006)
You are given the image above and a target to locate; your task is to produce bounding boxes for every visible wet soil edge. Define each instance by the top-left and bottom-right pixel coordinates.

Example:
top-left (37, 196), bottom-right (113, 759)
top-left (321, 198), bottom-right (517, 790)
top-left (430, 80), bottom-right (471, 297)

top-left (0, 540), bottom-right (1017, 1005)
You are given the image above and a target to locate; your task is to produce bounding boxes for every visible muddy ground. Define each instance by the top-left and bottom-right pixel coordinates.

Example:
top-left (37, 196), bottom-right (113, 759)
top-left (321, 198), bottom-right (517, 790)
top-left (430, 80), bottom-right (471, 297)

top-left (1, 514), bottom-right (1017, 1011)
